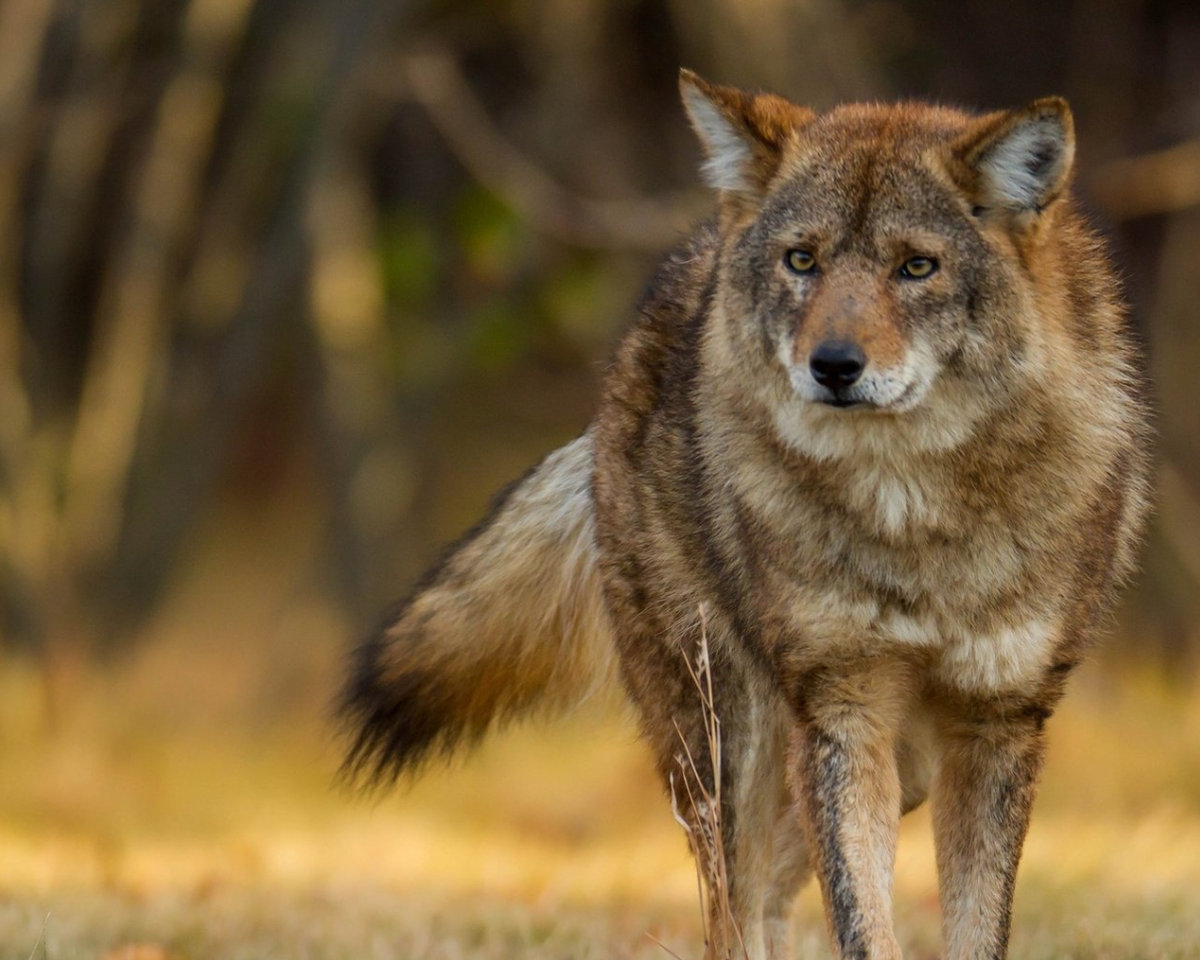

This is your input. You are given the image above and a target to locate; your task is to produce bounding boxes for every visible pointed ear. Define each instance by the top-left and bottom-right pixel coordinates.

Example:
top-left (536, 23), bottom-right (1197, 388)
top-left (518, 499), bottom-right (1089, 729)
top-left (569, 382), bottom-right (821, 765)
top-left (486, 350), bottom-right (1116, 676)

top-left (679, 69), bottom-right (814, 195)
top-left (949, 98), bottom-right (1075, 214)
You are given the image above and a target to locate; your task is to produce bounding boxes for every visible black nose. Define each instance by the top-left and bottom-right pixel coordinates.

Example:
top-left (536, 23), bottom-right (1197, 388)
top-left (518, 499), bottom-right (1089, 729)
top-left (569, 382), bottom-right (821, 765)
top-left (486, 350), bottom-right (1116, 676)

top-left (809, 340), bottom-right (866, 390)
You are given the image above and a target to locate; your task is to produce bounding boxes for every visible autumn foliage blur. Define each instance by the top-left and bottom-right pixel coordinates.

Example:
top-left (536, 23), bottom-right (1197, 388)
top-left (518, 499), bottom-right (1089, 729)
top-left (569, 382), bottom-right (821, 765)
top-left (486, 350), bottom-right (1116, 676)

top-left (1, 0), bottom-right (1199, 718)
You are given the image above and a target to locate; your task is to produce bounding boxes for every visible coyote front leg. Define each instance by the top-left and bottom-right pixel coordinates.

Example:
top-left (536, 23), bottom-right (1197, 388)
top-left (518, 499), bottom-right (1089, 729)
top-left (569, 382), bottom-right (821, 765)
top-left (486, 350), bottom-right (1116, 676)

top-left (932, 703), bottom-right (1048, 960)
top-left (791, 661), bottom-right (912, 960)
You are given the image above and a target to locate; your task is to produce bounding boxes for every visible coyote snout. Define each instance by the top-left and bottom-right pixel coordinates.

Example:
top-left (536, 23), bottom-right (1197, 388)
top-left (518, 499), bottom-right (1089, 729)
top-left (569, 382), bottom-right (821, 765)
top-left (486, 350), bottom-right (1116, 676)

top-left (796, 334), bottom-right (934, 412)
top-left (773, 260), bottom-right (945, 413)
top-left (808, 339), bottom-right (865, 390)
top-left (782, 319), bottom-right (937, 413)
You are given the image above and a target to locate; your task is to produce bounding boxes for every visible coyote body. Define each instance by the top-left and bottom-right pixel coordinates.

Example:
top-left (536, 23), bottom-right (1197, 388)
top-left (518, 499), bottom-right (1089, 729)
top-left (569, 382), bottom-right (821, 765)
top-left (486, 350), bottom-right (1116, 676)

top-left (342, 74), bottom-right (1151, 960)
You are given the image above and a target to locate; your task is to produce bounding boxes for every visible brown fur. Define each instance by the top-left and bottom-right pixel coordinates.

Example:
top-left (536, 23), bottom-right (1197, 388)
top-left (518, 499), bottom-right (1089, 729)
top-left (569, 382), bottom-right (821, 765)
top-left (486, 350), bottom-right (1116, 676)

top-left (340, 73), bottom-right (1151, 960)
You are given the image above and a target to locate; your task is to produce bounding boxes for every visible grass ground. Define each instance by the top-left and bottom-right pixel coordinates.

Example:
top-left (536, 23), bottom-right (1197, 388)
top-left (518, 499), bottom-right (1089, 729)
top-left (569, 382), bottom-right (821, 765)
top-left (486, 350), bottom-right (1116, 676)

top-left (1, 656), bottom-right (1199, 960)
top-left (2, 503), bottom-right (1198, 959)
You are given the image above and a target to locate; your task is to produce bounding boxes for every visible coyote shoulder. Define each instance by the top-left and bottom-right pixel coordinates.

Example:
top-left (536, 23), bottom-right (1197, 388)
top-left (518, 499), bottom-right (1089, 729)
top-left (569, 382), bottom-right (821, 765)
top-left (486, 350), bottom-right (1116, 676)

top-left (341, 71), bottom-right (1151, 960)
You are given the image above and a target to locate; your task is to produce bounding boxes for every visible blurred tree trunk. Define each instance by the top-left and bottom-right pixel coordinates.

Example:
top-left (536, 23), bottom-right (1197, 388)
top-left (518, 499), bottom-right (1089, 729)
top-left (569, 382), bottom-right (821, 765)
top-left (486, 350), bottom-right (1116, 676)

top-left (3, 0), bottom-right (1200, 707)
top-left (0, 0), bottom-right (415, 726)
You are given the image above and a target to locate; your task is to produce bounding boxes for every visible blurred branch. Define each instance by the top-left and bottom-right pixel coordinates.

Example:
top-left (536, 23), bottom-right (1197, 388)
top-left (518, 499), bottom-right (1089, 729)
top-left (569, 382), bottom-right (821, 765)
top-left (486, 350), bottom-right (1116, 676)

top-left (61, 0), bottom-right (193, 569)
top-left (667, 0), bottom-right (880, 107)
top-left (1159, 461), bottom-right (1200, 590)
top-left (107, 0), bottom-right (415, 633)
top-left (0, 0), bottom-right (58, 479)
top-left (169, 0), bottom-right (297, 290)
top-left (1091, 139), bottom-right (1200, 220)
top-left (64, 0), bottom-right (191, 355)
top-left (387, 49), bottom-right (692, 252)
top-left (15, 0), bottom-right (87, 411)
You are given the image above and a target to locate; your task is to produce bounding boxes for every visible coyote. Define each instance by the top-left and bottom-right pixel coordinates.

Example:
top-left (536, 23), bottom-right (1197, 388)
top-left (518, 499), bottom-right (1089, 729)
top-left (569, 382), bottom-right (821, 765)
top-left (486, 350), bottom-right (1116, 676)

top-left (341, 71), bottom-right (1151, 960)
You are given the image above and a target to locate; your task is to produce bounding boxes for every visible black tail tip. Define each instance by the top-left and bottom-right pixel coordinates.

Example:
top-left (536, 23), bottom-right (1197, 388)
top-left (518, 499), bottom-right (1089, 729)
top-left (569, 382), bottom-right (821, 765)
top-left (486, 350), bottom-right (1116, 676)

top-left (335, 629), bottom-right (468, 792)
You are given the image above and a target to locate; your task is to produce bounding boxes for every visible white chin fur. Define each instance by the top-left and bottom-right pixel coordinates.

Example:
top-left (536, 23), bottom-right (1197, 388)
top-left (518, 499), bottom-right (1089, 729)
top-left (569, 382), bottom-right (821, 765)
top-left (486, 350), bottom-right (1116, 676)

top-left (772, 389), bottom-right (981, 461)
top-left (772, 341), bottom-right (985, 461)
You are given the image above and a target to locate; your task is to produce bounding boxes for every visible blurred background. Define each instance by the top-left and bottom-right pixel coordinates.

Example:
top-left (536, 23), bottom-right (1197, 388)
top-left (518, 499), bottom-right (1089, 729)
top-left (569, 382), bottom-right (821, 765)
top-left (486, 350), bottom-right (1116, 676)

top-left (1, 1), bottom-right (1200, 957)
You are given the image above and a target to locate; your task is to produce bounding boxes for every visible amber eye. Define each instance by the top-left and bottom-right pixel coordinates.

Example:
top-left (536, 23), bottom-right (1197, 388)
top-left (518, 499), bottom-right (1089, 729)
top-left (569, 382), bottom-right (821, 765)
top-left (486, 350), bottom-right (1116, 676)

top-left (784, 249), bottom-right (817, 274)
top-left (899, 256), bottom-right (938, 280)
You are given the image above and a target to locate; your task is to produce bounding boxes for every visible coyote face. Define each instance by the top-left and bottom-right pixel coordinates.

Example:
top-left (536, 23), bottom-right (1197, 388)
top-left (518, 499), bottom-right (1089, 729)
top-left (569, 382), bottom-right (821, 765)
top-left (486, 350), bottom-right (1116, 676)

top-left (343, 71), bottom-right (1151, 960)
top-left (732, 122), bottom-right (978, 415)
top-left (690, 85), bottom-right (1080, 461)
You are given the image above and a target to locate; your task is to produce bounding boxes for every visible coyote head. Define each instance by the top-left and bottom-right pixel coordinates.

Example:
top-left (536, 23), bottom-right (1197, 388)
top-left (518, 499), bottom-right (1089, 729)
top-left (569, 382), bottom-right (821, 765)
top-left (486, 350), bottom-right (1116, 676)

top-left (681, 71), bottom-right (1079, 457)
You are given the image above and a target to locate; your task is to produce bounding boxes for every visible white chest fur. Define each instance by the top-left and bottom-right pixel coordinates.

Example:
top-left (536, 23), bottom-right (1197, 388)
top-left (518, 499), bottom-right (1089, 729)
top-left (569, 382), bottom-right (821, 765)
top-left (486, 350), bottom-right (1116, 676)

top-left (783, 578), bottom-right (1059, 690)
top-left (728, 396), bottom-right (1068, 696)
top-left (933, 618), bottom-right (1057, 693)
top-left (873, 608), bottom-right (1058, 694)
top-left (843, 461), bottom-right (942, 535)
top-left (782, 556), bottom-right (1059, 695)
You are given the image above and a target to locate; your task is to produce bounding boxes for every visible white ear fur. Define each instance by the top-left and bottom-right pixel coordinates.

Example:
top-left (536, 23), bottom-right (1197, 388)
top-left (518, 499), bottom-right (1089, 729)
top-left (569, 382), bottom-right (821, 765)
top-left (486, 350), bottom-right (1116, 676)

top-left (976, 113), bottom-right (1074, 210)
top-left (681, 84), bottom-right (756, 192)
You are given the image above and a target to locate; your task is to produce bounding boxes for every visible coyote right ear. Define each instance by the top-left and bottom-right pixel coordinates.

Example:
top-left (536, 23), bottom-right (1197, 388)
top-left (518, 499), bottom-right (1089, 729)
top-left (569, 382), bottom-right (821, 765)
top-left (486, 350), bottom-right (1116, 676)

top-left (949, 98), bottom-right (1076, 215)
top-left (680, 70), bottom-right (814, 196)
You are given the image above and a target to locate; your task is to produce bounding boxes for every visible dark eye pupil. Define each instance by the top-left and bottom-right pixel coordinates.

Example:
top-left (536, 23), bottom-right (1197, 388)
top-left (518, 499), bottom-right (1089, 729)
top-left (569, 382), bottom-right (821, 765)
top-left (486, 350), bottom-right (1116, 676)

top-left (902, 257), bottom-right (936, 278)
top-left (786, 250), bottom-right (815, 273)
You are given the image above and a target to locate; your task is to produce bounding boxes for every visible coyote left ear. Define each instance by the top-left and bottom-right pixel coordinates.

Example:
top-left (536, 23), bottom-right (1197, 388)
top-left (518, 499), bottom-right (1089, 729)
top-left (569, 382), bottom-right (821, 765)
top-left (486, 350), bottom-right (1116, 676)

top-left (950, 98), bottom-right (1075, 214)
top-left (680, 69), bottom-right (814, 195)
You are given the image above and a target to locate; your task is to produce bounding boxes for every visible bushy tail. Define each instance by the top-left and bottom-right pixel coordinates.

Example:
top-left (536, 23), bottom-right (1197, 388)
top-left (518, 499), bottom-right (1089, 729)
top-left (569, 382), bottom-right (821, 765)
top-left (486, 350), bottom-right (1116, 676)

top-left (338, 433), bottom-right (615, 787)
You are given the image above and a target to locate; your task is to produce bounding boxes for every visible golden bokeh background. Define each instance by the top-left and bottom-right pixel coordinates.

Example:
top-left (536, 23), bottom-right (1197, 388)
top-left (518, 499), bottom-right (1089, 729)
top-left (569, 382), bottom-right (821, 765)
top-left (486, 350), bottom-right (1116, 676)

top-left (0, 0), bottom-right (1198, 956)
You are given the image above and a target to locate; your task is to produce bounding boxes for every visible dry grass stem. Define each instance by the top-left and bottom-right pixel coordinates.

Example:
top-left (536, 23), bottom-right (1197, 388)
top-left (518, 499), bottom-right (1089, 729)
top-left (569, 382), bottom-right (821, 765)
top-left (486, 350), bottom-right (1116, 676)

top-left (665, 606), bottom-right (750, 960)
